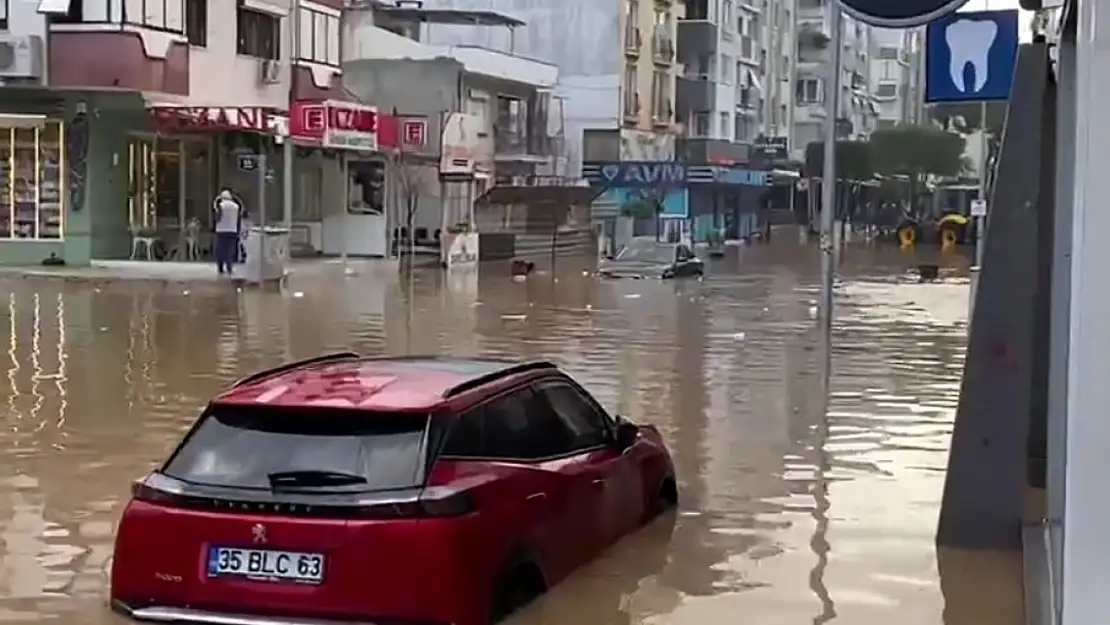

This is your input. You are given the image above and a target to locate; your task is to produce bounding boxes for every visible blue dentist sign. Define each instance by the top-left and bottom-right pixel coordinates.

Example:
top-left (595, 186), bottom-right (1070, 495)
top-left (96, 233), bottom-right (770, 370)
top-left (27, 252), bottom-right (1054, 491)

top-left (925, 10), bottom-right (1020, 103)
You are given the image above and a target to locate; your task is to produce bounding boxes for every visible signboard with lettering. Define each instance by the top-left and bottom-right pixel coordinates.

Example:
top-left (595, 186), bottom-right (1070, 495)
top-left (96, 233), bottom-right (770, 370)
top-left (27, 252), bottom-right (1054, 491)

top-left (754, 135), bottom-right (789, 160)
top-left (289, 100), bottom-right (378, 152)
top-left (592, 162), bottom-right (687, 188)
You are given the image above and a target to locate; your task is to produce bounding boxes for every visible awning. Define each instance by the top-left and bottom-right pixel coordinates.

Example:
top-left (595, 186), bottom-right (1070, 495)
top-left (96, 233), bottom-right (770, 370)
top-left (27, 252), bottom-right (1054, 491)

top-left (745, 68), bottom-right (763, 92)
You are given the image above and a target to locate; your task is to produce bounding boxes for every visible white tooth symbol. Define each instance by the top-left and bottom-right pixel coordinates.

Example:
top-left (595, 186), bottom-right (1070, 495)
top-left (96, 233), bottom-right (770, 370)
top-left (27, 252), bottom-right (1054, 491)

top-left (945, 19), bottom-right (998, 93)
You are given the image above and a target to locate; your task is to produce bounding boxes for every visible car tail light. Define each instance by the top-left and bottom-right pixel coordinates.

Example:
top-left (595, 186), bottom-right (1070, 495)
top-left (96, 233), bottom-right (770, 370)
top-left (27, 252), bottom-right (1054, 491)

top-left (353, 490), bottom-right (477, 519)
top-left (131, 477), bottom-right (183, 505)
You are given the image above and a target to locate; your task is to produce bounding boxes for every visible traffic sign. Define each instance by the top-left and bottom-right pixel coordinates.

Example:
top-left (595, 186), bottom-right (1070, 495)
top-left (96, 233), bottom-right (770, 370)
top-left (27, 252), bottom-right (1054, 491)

top-left (839, 0), bottom-right (970, 27)
top-left (925, 10), bottom-right (1020, 103)
top-left (970, 199), bottom-right (987, 217)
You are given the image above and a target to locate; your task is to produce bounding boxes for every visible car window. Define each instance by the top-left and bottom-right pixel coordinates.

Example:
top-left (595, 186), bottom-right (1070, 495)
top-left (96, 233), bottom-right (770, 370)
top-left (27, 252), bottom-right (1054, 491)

top-left (534, 381), bottom-right (611, 449)
top-left (162, 407), bottom-right (429, 491)
top-left (441, 388), bottom-right (579, 460)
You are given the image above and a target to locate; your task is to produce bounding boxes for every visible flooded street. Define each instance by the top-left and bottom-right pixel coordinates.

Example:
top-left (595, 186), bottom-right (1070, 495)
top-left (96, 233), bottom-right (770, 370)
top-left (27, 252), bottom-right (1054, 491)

top-left (0, 243), bottom-right (1023, 624)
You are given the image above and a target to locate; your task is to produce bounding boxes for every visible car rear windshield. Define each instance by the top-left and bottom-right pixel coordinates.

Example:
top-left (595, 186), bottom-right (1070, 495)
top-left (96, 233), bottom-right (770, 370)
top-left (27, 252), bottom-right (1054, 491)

top-left (162, 406), bottom-right (430, 491)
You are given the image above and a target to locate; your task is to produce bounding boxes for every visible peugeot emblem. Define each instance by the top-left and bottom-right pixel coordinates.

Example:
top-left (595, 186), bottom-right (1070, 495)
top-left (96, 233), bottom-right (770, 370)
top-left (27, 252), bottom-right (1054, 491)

top-left (251, 523), bottom-right (267, 544)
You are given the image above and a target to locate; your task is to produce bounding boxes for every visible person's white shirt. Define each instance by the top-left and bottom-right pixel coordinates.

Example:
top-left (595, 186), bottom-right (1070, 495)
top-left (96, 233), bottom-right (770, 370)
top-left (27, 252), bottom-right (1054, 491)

top-left (213, 191), bottom-right (241, 234)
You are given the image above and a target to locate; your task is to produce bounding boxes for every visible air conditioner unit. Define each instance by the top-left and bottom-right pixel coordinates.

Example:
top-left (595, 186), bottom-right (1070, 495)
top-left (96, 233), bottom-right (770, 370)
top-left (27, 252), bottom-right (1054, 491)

top-left (0, 36), bottom-right (44, 79)
top-left (257, 59), bottom-right (281, 85)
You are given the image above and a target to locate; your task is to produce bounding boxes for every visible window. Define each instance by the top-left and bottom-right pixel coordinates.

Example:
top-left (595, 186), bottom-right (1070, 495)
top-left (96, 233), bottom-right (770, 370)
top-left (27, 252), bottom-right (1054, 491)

top-left (722, 0), bottom-right (734, 30)
top-left (237, 7), bottom-right (281, 60)
top-left (875, 83), bottom-right (897, 98)
top-left (795, 77), bottom-right (823, 104)
top-left (0, 122), bottom-right (65, 240)
top-left (721, 54), bottom-right (733, 85)
top-left (651, 70), bottom-right (669, 119)
top-left (623, 65), bottom-right (639, 118)
top-left (688, 112), bottom-right (712, 137)
top-left (298, 7), bottom-right (340, 66)
top-left (719, 111), bottom-right (730, 138)
top-left (163, 407), bottom-right (430, 490)
top-left (186, 0), bottom-right (207, 47)
top-left (733, 112), bottom-right (744, 141)
top-left (878, 46), bottom-right (899, 60)
top-left (0, 0), bottom-right (8, 29)
top-left (441, 389), bottom-right (577, 460)
top-left (535, 382), bottom-right (612, 449)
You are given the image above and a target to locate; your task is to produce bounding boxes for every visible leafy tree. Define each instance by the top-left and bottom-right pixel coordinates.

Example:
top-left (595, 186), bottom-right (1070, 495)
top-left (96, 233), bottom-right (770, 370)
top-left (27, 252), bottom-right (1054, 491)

top-left (803, 140), bottom-right (874, 181)
top-left (929, 101), bottom-right (1008, 136)
top-left (868, 124), bottom-right (968, 213)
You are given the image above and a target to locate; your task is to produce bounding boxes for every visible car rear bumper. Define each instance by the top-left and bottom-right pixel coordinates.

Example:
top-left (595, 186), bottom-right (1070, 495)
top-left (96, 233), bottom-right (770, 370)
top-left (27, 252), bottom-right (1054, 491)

top-left (114, 602), bottom-right (356, 625)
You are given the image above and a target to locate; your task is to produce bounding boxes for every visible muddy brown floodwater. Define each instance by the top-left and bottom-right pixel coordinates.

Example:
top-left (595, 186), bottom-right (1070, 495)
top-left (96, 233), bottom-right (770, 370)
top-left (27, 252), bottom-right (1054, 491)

top-left (0, 243), bottom-right (1023, 625)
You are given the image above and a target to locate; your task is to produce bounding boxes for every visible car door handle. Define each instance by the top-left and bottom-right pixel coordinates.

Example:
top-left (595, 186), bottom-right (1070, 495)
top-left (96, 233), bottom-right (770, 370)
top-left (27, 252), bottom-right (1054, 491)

top-left (525, 493), bottom-right (546, 502)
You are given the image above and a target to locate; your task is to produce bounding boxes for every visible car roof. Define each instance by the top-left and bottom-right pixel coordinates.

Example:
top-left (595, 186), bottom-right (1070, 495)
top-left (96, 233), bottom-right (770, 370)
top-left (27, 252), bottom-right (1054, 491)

top-left (212, 354), bottom-right (557, 412)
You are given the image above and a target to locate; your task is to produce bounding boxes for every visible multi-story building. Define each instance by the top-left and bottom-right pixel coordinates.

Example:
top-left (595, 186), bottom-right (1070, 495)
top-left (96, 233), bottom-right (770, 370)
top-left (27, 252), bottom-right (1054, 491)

top-left (0, 0), bottom-right (368, 265)
top-left (870, 27), bottom-right (925, 128)
top-left (759, 0), bottom-right (799, 151)
top-left (794, 0), bottom-right (878, 154)
top-left (343, 2), bottom-right (561, 238)
top-left (411, 0), bottom-right (683, 170)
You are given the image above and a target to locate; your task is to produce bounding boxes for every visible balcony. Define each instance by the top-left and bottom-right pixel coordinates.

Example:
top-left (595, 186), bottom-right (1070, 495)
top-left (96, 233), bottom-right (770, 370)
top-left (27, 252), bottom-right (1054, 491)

top-left (652, 35), bottom-right (675, 66)
top-left (48, 28), bottom-right (189, 95)
top-left (677, 20), bottom-right (718, 56)
top-left (493, 95), bottom-right (554, 162)
top-left (625, 27), bottom-right (643, 57)
top-left (676, 75), bottom-right (717, 115)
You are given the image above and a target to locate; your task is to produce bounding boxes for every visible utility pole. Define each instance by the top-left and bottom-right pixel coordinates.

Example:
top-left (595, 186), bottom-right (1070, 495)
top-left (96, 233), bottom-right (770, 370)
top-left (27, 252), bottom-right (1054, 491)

top-left (819, 2), bottom-right (843, 334)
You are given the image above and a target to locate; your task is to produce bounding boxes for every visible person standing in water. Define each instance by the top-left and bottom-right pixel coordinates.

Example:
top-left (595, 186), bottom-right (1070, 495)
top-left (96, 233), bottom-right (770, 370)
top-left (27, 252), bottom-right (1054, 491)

top-left (212, 189), bottom-right (243, 275)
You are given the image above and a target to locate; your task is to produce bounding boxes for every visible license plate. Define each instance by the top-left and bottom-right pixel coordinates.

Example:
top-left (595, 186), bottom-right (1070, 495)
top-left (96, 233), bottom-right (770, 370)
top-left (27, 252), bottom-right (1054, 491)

top-left (207, 546), bottom-right (325, 584)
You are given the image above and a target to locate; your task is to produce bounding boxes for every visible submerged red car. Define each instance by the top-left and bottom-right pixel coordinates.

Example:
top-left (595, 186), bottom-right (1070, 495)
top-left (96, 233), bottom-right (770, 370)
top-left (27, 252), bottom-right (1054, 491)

top-left (110, 354), bottom-right (678, 625)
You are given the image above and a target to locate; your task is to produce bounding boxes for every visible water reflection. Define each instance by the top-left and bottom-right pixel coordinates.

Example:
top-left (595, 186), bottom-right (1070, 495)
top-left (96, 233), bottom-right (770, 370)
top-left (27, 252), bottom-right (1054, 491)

top-left (0, 244), bottom-right (1021, 624)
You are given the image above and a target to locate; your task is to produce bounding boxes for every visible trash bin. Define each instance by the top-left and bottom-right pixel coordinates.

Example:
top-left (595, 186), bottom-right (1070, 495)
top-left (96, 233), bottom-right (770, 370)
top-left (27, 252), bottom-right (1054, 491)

top-left (242, 226), bottom-right (290, 284)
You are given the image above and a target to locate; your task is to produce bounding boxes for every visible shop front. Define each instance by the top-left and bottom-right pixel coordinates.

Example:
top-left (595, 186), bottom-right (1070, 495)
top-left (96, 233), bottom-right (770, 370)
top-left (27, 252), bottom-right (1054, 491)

top-left (289, 100), bottom-right (386, 257)
top-left (0, 110), bottom-right (76, 265)
top-left (687, 166), bottom-right (771, 242)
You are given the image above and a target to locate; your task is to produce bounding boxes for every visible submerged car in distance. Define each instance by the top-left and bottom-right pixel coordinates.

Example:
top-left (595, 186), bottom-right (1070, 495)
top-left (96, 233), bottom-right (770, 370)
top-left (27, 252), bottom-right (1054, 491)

top-left (598, 238), bottom-right (704, 279)
top-left (110, 354), bottom-right (678, 625)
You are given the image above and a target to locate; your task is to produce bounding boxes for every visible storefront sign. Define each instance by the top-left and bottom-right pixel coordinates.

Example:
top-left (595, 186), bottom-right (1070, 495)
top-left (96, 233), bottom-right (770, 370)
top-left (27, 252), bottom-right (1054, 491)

top-left (588, 162), bottom-right (687, 187)
top-left (403, 119), bottom-right (426, 148)
top-left (290, 100), bottom-right (378, 152)
top-left (440, 113), bottom-right (483, 175)
top-left (712, 168), bottom-right (769, 186)
top-left (755, 135), bottom-right (789, 160)
top-left (150, 106), bottom-right (272, 133)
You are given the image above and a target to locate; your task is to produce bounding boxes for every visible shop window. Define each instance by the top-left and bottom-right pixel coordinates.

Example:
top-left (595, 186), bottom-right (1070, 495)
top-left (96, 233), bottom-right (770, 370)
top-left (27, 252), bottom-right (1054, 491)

top-left (186, 0), bottom-right (208, 47)
top-left (0, 122), bottom-right (65, 240)
top-left (237, 7), bottom-right (281, 60)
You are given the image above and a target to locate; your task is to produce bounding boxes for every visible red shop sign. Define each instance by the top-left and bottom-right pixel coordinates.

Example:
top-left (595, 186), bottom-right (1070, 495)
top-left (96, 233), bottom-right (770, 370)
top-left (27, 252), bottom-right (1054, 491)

top-left (290, 100), bottom-right (378, 152)
top-left (377, 114), bottom-right (428, 152)
top-left (150, 106), bottom-right (273, 133)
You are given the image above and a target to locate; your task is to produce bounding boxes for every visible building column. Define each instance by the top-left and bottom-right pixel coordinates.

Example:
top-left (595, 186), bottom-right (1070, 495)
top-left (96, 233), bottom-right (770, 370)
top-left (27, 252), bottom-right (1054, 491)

top-left (1062, 0), bottom-right (1110, 621)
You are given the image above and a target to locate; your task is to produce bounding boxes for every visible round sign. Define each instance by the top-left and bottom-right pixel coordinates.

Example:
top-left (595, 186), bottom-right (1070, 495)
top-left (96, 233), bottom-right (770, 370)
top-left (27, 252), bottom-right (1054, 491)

top-left (837, 0), bottom-right (971, 28)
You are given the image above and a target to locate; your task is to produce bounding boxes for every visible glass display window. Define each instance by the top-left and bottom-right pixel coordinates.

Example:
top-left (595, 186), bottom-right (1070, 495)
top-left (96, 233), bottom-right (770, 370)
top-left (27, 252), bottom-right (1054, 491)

top-left (0, 121), bottom-right (65, 240)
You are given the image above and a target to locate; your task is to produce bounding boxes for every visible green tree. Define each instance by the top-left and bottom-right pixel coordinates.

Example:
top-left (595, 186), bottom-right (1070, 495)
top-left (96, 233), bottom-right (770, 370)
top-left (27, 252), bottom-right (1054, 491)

top-left (868, 124), bottom-right (968, 213)
top-left (929, 101), bottom-right (1008, 135)
top-left (803, 140), bottom-right (874, 181)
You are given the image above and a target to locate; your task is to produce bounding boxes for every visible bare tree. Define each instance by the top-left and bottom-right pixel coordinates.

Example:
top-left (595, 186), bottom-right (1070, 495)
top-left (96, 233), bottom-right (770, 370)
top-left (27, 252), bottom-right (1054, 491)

top-left (389, 150), bottom-right (424, 257)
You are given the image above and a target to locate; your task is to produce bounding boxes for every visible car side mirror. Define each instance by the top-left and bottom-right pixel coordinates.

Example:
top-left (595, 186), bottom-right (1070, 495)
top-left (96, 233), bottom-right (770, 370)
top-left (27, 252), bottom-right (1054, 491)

top-left (613, 421), bottom-right (639, 449)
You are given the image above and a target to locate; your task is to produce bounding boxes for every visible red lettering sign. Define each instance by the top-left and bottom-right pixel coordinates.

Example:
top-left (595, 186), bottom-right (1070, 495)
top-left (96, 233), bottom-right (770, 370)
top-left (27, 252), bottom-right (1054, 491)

top-left (402, 119), bottom-right (426, 147)
top-left (327, 104), bottom-right (377, 133)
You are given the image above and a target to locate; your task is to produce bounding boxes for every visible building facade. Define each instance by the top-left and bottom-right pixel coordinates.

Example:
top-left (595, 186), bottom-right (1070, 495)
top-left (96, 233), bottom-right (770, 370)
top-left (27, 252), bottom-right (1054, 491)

top-left (343, 4), bottom-right (561, 239)
top-left (869, 27), bottom-right (925, 128)
top-left (0, 0), bottom-right (360, 265)
top-left (794, 0), bottom-right (878, 154)
top-left (409, 0), bottom-right (683, 170)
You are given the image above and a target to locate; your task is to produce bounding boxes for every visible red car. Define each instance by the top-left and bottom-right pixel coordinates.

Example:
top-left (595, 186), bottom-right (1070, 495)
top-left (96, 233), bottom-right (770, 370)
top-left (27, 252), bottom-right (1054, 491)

top-left (110, 354), bottom-right (678, 625)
